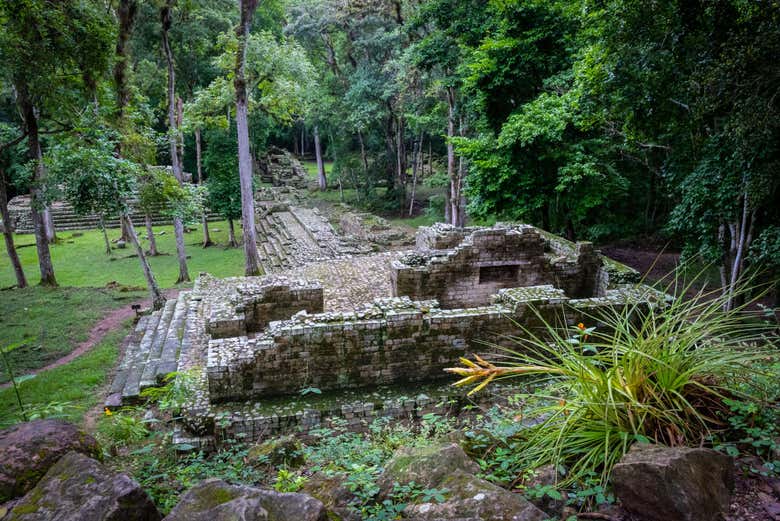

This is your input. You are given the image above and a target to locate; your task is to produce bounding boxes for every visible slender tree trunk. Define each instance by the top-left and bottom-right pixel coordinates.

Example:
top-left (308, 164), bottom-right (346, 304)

top-left (446, 87), bottom-right (460, 227)
top-left (43, 208), bottom-right (56, 244)
top-left (123, 215), bottom-right (165, 310)
top-left (725, 187), bottom-right (753, 311)
top-left (228, 218), bottom-right (238, 247)
top-left (409, 132), bottom-right (422, 217)
top-left (145, 213), bottom-right (158, 256)
top-left (235, 0), bottom-right (262, 276)
top-left (99, 214), bottom-right (111, 255)
top-left (16, 84), bottom-right (56, 286)
top-left (396, 115), bottom-right (406, 212)
top-left (0, 168), bottom-right (27, 288)
top-left (314, 125), bottom-right (327, 191)
top-left (427, 138), bottom-right (432, 176)
top-left (301, 123), bottom-right (305, 157)
top-left (195, 128), bottom-right (212, 247)
top-left (161, 2), bottom-right (190, 283)
top-left (357, 130), bottom-right (368, 175)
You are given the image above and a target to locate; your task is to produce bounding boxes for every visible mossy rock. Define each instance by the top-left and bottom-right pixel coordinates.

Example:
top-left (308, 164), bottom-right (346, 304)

top-left (0, 419), bottom-right (102, 503)
top-left (247, 435), bottom-right (305, 468)
top-left (377, 442), bottom-right (479, 496)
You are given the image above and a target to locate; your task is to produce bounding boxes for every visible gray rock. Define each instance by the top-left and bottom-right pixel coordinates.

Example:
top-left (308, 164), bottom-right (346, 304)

top-left (404, 469), bottom-right (547, 521)
top-left (0, 419), bottom-right (102, 502)
top-left (379, 442), bottom-right (480, 495)
top-left (247, 435), bottom-right (305, 467)
top-left (300, 472), bottom-right (359, 521)
top-left (7, 451), bottom-right (161, 521)
top-left (612, 443), bottom-right (734, 521)
top-left (164, 479), bottom-right (326, 521)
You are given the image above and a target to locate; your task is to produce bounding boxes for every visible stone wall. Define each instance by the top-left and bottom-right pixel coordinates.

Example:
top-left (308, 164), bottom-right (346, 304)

top-left (256, 147), bottom-right (308, 189)
top-left (204, 275), bottom-right (324, 339)
top-left (392, 225), bottom-right (603, 308)
top-left (205, 284), bottom-right (665, 402)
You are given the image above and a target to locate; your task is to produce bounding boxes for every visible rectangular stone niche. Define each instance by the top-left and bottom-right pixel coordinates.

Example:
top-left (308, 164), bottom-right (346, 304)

top-left (479, 265), bottom-right (519, 284)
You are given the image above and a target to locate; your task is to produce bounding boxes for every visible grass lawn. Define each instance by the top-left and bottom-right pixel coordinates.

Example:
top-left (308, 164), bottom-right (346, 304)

top-left (0, 286), bottom-right (144, 383)
top-left (0, 322), bottom-right (131, 428)
top-left (0, 220), bottom-right (246, 288)
top-left (302, 159), bottom-right (334, 181)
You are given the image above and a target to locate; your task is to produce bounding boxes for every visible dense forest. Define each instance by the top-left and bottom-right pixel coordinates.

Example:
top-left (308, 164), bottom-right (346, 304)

top-left (1, 0), bottom-right (779, 299)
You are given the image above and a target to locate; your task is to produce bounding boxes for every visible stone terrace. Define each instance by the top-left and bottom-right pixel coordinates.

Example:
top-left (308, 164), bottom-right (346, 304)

top-left (108, 222), bottom-right (667, 448)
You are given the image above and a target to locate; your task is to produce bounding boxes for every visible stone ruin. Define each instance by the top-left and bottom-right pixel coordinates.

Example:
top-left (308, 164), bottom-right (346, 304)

top-left (108, 222), bottom-right (665, 449)
top-left (255, 146), bottom-right (309, 189)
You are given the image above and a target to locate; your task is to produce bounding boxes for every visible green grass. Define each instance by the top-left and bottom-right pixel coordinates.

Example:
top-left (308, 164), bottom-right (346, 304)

top-left (0, 321), bottom-right (130, 428)
top-left (301, 159), bottom-right (334, 181)
top-left (0, 286), bottom-right (144, 383)
top-left (0, 220), bottom-right (245, 288)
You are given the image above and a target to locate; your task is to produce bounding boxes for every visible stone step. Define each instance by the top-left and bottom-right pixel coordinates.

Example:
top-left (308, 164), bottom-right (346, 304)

top-left (107, 315), bottom-right (150, 398)
top-left (138, 298), bottom-right (178, 390)
top-left (156, 293), bottom-right (188, 380)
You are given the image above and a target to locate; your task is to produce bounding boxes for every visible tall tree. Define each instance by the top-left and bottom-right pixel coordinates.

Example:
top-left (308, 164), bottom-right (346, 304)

top-left (235, 0), bottom-right (264, 276)
top-left (160, 0), bottom-right (191, 283)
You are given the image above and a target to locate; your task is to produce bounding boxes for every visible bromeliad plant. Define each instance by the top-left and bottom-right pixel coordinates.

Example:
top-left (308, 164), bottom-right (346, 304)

top-left (446, 278), bottom-right (777, 487)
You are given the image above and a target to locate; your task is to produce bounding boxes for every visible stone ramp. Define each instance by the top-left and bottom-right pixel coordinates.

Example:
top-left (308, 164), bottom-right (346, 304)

top-left (106, 293), bottom-right (192, 407)
top-left (255, 205), bottom-right (369, 274)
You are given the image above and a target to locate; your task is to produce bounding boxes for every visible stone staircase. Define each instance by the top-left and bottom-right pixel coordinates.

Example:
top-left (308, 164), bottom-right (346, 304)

top-left (255, 206), bottom-right (371, 274)
top-left (106, 293), bottom-right (192, 406)
top-left (7, 196), bottom-right (221, 234)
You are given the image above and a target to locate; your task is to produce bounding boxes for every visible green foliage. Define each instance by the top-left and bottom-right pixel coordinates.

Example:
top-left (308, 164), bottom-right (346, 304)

top-left (449, 278), bottom-right (776, 488)
top-left (139, 370), bottom-right (199, 413)
top-left (272, 468), bottom-right (307, 492)
top-left (97, 407), bottom-right (150, 448)
top-left (203, 129), bottom-right (242, 221)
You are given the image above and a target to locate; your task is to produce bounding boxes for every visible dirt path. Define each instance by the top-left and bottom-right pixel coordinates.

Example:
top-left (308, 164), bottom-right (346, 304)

top-left (1, 289), bottom-right (179, 390)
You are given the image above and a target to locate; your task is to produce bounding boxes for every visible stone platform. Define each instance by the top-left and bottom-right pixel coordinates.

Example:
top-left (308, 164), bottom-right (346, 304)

top-left (108, 222), bottom-right (666, 448)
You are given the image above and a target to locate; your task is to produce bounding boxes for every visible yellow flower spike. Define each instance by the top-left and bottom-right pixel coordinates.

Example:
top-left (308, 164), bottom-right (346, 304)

top-left (458, 357), bottom-right (479, 369)
top-left (577, 322), bottom-right (586, 330)
top-left (468, 372), bottom-right (496, 395)
top-left (104, 407), bottom-right (112, 416)
top-left (453, 374), bottom-right (485, 387)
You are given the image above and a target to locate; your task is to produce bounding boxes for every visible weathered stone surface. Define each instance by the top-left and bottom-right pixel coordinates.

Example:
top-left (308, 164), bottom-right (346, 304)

top-left (300, 472), bottom-right (360, 521)
top-left (165, 479), bottom-right (325, 521)
top-left (379, 442), bottom-right (480, 494)
top-left (7, 451), bottom-right (161, 521)
top-left (0, 419), bottom-right (102, 502)
top-left (404, 469), bottom-right (547, 521)
top-left (247, 435), bottom-right (305, 467)
top-left (612, 443), bottom-right (734, 521)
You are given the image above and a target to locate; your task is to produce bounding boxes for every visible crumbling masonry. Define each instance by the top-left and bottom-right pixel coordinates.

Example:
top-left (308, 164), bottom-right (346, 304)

top-left (109, 222), bottom-right (664, 448)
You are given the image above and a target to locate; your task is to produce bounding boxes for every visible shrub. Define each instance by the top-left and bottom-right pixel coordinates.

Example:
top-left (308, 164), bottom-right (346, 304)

top-left (447, 278), bottom-right (776, 487)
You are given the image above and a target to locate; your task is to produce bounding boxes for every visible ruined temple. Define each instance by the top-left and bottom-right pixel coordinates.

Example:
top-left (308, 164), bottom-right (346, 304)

top-left (108, 222), bottom-right (664, 448)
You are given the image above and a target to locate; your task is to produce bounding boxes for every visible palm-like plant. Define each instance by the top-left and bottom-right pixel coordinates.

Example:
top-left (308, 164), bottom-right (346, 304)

top-left (446, 275), bottom-right (777, 486)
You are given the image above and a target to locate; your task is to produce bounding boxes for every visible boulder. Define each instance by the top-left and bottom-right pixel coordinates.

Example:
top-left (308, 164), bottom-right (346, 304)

top-left (164, 479), bottom-right (326, 521)
top-left (247, 435), bottom-right (305, 467)
top-left (0, 419), bottom-right (102, 502)
top-left (378, 442), bottom-right (480, 494)
top-left (7, 451), bottom-right (161, 521)
top-left (404, 469), bottom-right (547, 521)
top-left (612, 443), bottom-right (734, 521)
top-left (300, 472), bottom-right (360, 521)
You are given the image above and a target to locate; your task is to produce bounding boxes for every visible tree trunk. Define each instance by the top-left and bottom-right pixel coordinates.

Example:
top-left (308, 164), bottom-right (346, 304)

top-left (314, 125), bottom-right (327, 191)
top-left (16, 84), bottom-right (56, 286)
top-left (427, 138), bottom-right (432, 176)
top-left (235, 0), bottom-right (262, 276)
top-left (358, 129), bottom-right (368, 175)
top-left (446, 87), bottom-right (461, 227)
top-left (725, 187), bottom-right (753, 311)
top-left (123, 214), bottom-right (165, 310)
top-left (409, 132), bottom-right (422, 217)
top-left (161, 1), bottom-right (190, 283)
top-left (228, 218), bottom-right (238, 247)
top-left (43, 208), bottom-right (56, 244)
top-left (0, 167), bottom-right (27, 288)
top-left (396, 115), bottom-right (407, 212)
top-left (145, 213), bottom-right (158, 256)
top-left (195, 128), bottom-right (212, 247)
top-left (99, 214), bottom-right (111, 255)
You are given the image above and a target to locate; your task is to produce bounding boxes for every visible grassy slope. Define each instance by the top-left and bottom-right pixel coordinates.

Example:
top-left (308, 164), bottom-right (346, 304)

top-left (0, 286), bottom-right (144, 383)
top-left (0, 220), bottom-right (245, 288)
top-left (0, 323), bottom-right (131, 428)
